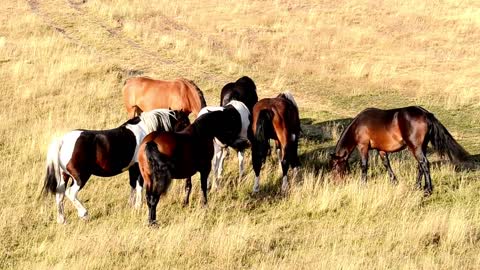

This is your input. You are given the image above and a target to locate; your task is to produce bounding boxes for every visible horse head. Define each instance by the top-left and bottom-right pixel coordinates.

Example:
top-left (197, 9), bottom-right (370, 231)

top-left (330, 152), bottom-right (349, 178)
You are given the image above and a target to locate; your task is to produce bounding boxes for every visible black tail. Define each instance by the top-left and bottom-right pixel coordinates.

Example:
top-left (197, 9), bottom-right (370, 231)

top-left (255, 109), bottom-right (274, 159)
top-left (427, 113), bottom-right (469, 163)
top-left (145, 142), bottom-right (173, 195)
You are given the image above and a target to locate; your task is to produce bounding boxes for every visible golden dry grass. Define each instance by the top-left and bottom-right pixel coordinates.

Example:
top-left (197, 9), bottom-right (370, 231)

top-left (1, 0), bottom-right (480, 269)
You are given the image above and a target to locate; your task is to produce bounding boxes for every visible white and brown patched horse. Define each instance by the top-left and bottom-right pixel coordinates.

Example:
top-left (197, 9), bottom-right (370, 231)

top-left (250, 92), bottom-right (301, 193)
top-left (42, 109), bottom-right (190, 224)
top-left (199, 100), bottom-right (251, 189)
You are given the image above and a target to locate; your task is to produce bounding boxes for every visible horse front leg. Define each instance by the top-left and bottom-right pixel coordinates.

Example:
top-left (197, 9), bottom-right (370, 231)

top-left (357, 145), bottom-right (369, 184)
top-left (237, 150), bottom-right (245, 182)
top-left (378, 151), bottom-right (398, 184)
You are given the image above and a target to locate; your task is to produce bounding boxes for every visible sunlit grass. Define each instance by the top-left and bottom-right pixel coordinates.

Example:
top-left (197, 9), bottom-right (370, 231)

top-left (0, 0), bottom-right (479, 269)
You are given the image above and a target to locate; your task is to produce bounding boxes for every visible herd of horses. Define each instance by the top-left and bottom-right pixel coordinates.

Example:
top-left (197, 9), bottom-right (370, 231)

top-left (42, 76), bottom-right (469, 225)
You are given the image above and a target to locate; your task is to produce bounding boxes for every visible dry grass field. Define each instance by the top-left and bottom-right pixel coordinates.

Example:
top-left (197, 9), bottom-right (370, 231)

top-left (1, 0), bottom-right (480, 269)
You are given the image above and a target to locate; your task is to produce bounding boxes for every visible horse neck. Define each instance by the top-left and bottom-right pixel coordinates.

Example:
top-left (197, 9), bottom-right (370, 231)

top-left (184, 81), bottom-right (205, 114)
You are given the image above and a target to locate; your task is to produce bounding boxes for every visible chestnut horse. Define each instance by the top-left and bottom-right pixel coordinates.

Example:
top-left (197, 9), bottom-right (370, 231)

top-left (42, 109), bottom-right (190, 224)
top-left (122, 77), bottom-right (207, 119)
top-left (138, 104), bottom-right (247, 224)
top-left (250, 92), bottom-right (301, 193)
top-left (330, 106), bottom-right (469, 194)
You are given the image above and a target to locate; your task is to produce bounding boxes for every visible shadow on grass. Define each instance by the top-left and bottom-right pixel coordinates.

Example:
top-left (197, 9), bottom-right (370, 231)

top-left (300, 117), bottom-right (353, 143)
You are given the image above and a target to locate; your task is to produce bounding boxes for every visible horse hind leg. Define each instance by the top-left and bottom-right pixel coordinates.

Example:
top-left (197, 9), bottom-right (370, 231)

top-left (65, 173), bottom-right (90, 220)
top-left (413, 147), bottom-right (432, 195)
top-left (56, 171), bottom-right (69, 224)
top-left (183, 177), bottom-right (192, 206)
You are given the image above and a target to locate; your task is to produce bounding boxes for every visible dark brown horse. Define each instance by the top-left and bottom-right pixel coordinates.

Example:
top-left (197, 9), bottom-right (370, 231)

top-left (137, 105), bottom-right (247, 225)
top-left (330, 106), bottom-right (469, 194)
top-left (122, 77), bottom-right (207, 119)
top-left (250, 92), bottom-right (301, 193)
top-left (42, 109), bottom-right (190, 224)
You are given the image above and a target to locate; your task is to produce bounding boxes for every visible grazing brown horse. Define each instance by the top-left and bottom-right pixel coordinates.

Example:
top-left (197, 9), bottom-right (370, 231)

top-left (330, 106), bottom-right (469, 194)
top-left (137, 105), bottom-right (247, 225)
top-left (250, 92), bottom-right (301, 193)
top-left (122, 77), bottom-right (207, 119)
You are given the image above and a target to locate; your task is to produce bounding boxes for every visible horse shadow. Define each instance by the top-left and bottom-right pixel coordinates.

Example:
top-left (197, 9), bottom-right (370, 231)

top-left (300, 117), bottom-right (353, 143)
top-left (298, 117), bottom-right (354, 174)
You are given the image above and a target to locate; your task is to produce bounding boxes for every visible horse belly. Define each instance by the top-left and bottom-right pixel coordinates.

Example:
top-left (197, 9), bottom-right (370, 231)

top-left (370, 134), bottom-right (405, 152)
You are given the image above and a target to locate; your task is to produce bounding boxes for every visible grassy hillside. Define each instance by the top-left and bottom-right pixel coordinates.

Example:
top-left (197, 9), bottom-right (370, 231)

top-left (1, 0), bottom-right (479, 268)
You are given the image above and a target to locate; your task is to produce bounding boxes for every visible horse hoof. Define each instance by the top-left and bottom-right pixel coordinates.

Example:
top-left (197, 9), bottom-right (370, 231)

top-left (57, 216), bottom-right (66, 224)
top-left (148, 220), bottom-right (159, 228)
top-left (423, 189), bottom-right (433, 196)
top-left (80, 214), bottom-right (90, 221)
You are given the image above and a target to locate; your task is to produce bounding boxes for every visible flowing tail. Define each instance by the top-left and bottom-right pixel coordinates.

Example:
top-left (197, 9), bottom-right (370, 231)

top-left (145, 142), bottom-right (173, 195)
top-left (42, 138), bottom-right (63, 196)
top-left (255, 109), bottom-right (274, 160)
top-left (427, 113), bottom-right (469, 163)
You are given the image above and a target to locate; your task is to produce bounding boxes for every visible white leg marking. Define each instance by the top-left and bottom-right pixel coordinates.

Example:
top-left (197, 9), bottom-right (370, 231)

top-left (129, 188), bottom-right (135, 206)
top-left (65, 180), bottom-right (88, 219)
top-left (293, 167), bottom-right (299, 180)
top-left (277, 148), bottom-right (282, 173)
top-left (238, 151), bottom-right (244, 181)
top-left (253, 176), bottom-right (260, 193)
top-left (213, 147), bottom-right (228, 189)
top-left (134, 179), bottom-right (142, 209)
top-left (281, 175), bottom-right (289, 192)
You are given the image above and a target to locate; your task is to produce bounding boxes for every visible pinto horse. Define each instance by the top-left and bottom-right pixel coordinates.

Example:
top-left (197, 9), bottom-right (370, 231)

top-left (122, 77), bottom-right (207, 119)
top-left (138, 104), bottom-right (247, 224)
top-left (250, 92), bottom-right (301, 193)
top-left (220, 76), bottom-right (258, 113)
top-left (211, 76), bottom-right (258, 187)
top-left (42, 109), bottom-right (190, 224)
top-left (330, 106), bottom-right (469, 194)
top-left (199, 101), bottom-right (250, 189)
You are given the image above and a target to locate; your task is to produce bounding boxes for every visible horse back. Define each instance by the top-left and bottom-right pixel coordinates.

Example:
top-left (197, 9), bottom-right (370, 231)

top-left (123, 77), bottom-right (194, 113)
top-left (253, 98), bottom-right (300, 140)
top-left (73, 128), bottom-right (137, 176)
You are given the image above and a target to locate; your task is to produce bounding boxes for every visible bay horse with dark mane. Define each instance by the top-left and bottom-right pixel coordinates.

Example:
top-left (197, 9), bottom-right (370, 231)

top-left (123, 77), bottom-right (207, 119)
top-left (137, 102), bottom-right (249, 225)
top-left (42, 109), bottom-right (190, 224)
top-left (330, 106), bottom-right (469, 194)
top-left (250, 92), bottom-right (301, 193)
top-left (212, 76), bottom-right (257, 187)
